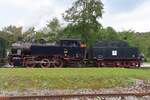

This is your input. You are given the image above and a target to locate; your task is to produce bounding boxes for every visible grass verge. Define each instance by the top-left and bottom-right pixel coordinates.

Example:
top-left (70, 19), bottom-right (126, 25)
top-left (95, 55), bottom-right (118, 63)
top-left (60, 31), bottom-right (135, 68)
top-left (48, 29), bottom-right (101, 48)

top-left (0, 68), bottom-right (149, 90)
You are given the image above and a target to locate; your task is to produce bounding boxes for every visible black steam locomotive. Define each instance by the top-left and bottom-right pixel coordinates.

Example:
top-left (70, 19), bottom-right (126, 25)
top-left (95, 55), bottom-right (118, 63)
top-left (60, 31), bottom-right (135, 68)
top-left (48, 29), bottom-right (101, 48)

top-left (9, 39), bottom-right (141, 68)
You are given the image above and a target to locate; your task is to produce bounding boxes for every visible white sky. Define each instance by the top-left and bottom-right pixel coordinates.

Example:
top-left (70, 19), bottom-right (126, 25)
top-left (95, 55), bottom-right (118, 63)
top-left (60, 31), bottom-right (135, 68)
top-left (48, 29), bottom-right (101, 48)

top-left (0, 0), bottom-right (150, 32)
top-left (102, 0), bottom-right (150, 32)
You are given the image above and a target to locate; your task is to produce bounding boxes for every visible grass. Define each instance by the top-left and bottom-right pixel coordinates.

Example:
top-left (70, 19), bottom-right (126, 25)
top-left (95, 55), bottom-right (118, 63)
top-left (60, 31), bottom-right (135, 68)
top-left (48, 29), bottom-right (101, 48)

top-left (0, 68), bottom-right (149, 91)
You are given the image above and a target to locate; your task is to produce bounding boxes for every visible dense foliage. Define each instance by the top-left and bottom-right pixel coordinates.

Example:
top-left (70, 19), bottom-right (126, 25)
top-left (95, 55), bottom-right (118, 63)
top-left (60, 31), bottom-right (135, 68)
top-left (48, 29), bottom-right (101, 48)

top-left (63, 0), bottom-right (103, 45)
top-left (0, 0), bottom-right (150, 59)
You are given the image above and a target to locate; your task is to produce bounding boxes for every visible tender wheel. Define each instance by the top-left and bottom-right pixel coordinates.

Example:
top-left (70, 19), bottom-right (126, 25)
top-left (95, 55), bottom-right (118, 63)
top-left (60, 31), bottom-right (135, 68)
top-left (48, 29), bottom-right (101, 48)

top-left (97, 62), bottom-right (101, 67)
top-left (41, 59), bottom-right (50, 68)
top-left (53, 59), bottom-right (63, 68)
top-left (97, 62), bottom-right (104, 67)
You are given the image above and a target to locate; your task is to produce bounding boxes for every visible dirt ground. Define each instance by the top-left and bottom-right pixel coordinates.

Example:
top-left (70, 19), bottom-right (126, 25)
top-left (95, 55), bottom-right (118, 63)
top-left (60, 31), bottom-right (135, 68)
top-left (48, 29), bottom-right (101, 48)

top-left (0, 79), bottom-right (149, 97)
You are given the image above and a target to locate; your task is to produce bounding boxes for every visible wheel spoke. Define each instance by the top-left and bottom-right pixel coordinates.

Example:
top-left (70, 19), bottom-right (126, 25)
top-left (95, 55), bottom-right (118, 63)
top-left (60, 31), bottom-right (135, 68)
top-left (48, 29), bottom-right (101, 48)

top-left (53, 59), bottom-right (63, 68)
top-left (41, 59), bottom-right (50, 68)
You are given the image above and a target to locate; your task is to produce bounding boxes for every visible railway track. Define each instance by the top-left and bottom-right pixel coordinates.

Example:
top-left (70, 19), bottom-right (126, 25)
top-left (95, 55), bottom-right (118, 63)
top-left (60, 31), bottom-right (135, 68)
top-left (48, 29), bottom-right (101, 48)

top-left (0, 93), bottom-right (150, 100)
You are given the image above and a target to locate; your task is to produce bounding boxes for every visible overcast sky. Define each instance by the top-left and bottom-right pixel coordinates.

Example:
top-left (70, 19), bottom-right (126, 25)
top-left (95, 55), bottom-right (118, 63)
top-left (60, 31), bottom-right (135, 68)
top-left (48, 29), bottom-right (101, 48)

top-left (0, 0), bottom-right (150, 32)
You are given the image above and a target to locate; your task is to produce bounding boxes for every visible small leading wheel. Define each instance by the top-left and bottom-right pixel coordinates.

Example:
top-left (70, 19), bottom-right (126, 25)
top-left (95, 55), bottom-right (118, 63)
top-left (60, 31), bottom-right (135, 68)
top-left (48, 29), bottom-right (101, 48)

top-left (53, 59), bottom-right (63, 68)
top-left (41, 59), bottom-right (50, 68)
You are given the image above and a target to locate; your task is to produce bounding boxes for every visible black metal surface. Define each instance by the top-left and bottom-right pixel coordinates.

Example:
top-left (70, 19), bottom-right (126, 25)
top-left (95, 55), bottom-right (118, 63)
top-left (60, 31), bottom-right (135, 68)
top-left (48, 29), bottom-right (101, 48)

top-left (91, 47), bottom-right (139, 59)
top-left (30, 39), bottom-right (85, 59)
top-left (90, 40), bottom-right (140, 60)
top-left (30, 45), bottom-right (85, 59)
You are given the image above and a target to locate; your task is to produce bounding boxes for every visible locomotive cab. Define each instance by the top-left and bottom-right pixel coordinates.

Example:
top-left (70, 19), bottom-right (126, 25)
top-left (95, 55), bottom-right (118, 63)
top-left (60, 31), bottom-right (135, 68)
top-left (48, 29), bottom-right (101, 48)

top-left (57, 39), bottom-right (87, 60)
top-left (57, 39), bottom-right (86, 48)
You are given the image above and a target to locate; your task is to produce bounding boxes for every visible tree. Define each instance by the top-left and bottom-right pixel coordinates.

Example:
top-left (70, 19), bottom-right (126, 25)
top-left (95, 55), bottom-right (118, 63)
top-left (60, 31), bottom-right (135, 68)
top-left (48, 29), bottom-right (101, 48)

top-left (91, 27), bottom-right (119, 43)
top-left (46, 18), bottom-right (61, 33)
top-left (23, 27), bottom-right (36, 42)
top-left (2, 25), bottom-right (23, 42)
top-left (63, 0), bottom-right (104, 45)
top-left (104, 27), bottom-right (119, 40)
top-left (46, 18), bottom-right (63, 42)
top-left (1, 25), bottom-right (24, 47)
top-left (0, 31), bottom-right (11, 48)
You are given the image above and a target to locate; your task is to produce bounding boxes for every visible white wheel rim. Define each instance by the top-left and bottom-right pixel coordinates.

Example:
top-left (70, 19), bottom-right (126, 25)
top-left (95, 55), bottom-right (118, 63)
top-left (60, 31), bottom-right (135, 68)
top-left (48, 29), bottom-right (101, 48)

top-left (41, 59), bottom-right (50, 68)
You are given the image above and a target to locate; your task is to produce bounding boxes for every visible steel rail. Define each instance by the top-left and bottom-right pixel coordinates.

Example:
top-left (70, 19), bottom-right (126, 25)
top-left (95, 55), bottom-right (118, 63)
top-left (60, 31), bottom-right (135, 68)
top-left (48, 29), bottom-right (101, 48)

top-left (0, 93), bottom-right (149, 100)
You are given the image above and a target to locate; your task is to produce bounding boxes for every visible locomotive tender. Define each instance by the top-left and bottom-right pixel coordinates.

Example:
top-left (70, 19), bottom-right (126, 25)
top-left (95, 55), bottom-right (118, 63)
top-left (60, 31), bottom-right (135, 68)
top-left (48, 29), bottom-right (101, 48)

top-left (90, 40), bottom-right (141, 67)
top-left (9, 39), bottom-right (141, 68)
